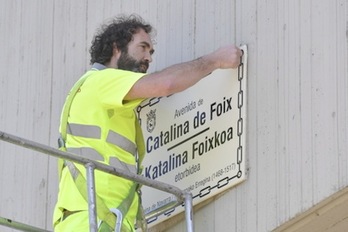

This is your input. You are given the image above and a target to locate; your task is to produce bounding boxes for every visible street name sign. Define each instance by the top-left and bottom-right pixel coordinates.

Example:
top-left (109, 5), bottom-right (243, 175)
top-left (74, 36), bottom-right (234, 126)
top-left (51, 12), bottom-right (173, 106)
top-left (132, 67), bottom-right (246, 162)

top-left (137, 45), bottom-right (248, 226)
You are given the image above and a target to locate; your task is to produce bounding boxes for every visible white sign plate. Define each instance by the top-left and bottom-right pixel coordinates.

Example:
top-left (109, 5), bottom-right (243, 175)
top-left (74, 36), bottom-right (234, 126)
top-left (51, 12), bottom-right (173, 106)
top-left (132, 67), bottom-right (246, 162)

top-left (136, 45), bottom-right (247, 226)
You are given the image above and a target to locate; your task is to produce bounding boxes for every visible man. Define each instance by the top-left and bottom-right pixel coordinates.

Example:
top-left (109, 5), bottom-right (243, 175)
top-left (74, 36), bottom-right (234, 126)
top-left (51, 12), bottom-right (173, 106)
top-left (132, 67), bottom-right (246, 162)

top-left (53, 14), bottom-right (242, 232)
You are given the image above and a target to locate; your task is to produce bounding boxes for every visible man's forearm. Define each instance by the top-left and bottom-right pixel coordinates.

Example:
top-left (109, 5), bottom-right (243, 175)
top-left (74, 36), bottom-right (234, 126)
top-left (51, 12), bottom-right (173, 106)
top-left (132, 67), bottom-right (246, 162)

top-left (151, 55), bottom-right (218, 93)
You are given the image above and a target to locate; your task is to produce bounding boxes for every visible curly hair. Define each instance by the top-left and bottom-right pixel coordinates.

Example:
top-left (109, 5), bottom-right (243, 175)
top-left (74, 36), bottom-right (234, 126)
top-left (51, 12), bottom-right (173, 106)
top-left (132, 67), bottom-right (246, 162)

top-left (89, 14), bottom-right (153, 65)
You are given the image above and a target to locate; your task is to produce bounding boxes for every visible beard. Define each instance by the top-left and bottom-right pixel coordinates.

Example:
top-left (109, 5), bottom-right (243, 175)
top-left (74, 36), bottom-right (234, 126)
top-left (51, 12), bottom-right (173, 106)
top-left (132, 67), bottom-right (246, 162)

top-left (117, 51), bottom-right (149, 73)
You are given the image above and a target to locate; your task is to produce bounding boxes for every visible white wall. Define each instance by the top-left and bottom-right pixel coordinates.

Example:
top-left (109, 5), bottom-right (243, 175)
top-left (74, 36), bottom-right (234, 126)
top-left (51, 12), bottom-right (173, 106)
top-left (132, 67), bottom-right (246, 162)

top-left (0, 0), bottom-right (347, 231)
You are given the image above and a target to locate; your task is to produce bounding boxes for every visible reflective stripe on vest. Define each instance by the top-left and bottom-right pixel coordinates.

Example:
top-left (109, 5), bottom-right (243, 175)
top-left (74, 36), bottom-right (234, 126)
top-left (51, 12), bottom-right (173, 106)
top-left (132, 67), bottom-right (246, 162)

top-left (67, 123), bottom-right (101, 138)
top-left (67, 147), bottom-right (103, 161)
top-left (67, 147), bottom-right (137, 175)
top-left (109, 157), bottom-right (137, 174)
top-left (106, 130), bottom-right (137, 156)
top-left (67, 123), bottom-right (137, 157)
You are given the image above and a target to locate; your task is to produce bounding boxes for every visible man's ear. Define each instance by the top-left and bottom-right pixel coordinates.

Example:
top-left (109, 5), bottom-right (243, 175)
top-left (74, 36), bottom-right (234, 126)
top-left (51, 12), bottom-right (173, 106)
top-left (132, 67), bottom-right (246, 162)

top-left (107, 43), bottom-right (121, 68)
top-left (112, 43), bottom-right (122, 60)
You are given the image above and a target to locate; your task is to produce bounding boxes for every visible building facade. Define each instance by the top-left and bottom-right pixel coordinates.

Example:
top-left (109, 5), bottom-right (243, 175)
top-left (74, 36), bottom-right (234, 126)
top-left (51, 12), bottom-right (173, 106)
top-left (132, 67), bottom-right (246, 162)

top-left (0, 0), bottom-right (347, 231)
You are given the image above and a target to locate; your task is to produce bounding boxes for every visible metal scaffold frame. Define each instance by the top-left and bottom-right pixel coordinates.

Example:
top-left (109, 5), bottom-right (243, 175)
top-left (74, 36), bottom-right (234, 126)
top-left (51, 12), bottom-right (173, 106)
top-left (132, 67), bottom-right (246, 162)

top-left (0, 131), bottom-right (194, 232)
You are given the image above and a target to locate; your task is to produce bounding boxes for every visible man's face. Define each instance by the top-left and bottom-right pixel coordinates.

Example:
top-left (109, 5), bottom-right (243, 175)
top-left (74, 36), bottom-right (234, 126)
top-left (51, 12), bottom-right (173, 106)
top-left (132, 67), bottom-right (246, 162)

top-left (117, 29), bottom-right (154, 73)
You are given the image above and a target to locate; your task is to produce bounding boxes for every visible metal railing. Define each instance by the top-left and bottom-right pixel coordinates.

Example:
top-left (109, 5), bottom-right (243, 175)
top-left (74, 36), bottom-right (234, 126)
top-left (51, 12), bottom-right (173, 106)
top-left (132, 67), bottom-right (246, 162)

top-left (0, 130), bottom-right (194, 232)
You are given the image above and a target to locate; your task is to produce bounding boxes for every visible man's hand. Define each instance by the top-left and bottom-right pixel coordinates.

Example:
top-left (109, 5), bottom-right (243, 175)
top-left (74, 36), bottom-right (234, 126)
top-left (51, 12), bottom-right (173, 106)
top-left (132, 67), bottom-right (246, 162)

top-left (207, 45), bottom-right (243, 69)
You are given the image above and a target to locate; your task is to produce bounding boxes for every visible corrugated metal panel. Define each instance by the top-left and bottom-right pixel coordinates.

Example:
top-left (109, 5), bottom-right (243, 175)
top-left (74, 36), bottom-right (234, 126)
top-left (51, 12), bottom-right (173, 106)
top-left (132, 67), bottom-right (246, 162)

top-left (0, 0), bottom-right (55, 231)
top-left (0, 0), bottom-right (347, 231)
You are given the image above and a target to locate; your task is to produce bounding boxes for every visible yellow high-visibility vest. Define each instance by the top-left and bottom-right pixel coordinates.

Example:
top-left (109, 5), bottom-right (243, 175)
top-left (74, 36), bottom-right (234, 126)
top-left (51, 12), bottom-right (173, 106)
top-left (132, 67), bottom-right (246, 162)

top-left (53, 66), bottom-right (146, 231)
